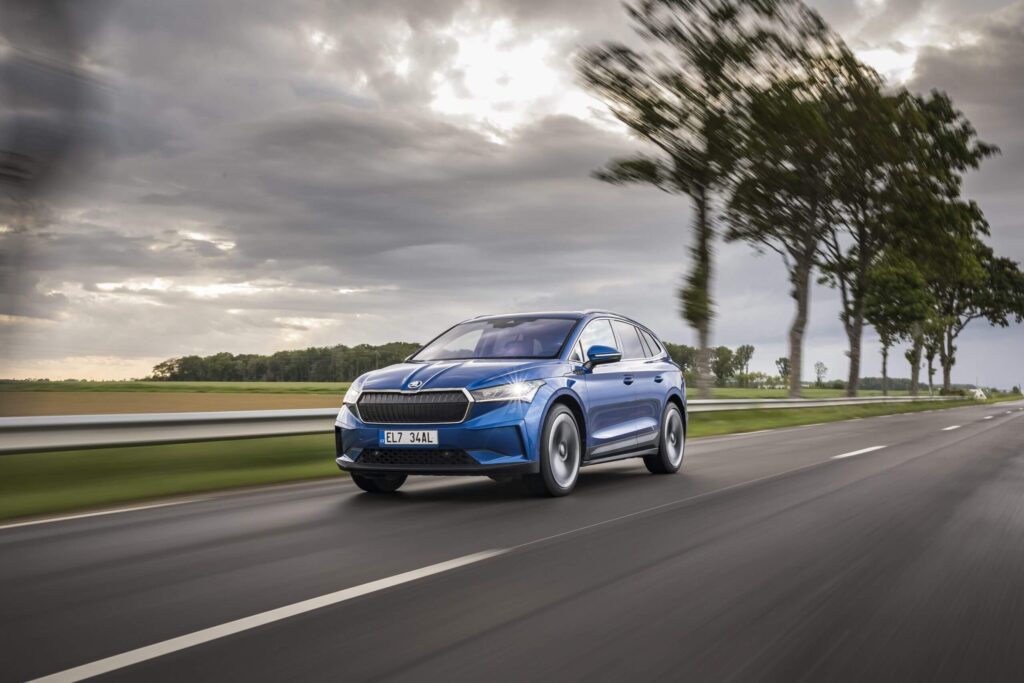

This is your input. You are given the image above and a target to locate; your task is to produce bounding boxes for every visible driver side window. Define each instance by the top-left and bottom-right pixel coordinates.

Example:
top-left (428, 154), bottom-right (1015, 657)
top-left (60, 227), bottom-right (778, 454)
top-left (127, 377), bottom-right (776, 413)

top-left (577, 319), bottom-right (616, 359)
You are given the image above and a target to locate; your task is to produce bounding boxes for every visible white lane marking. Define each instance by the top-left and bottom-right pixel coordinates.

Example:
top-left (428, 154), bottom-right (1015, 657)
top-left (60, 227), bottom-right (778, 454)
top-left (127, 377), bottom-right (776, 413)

top-left (831, 445), bottom-right (887, 460)
top-left (942, 425), bottom-right (961, 431)
top-left (0, 501), bottom-right (196, 532)
top-left (984, 416), bottom-right (994, 420)
top-left (27, 549), bottom-right (505, 683)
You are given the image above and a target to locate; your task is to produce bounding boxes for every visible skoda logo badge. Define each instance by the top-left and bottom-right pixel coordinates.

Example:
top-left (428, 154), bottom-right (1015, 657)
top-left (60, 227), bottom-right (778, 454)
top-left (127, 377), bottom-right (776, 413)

top-left (408, 380), bottom-right (422, 389)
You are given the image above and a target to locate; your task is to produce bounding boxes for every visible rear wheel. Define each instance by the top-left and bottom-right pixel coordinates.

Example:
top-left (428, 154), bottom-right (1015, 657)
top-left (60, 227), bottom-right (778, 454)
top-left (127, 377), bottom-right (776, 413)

top-left (528, 404), bottom-right (581, 497)
top-left (351, 473), bottom-right (407, 493)
top-left (644, 402), bottom-right (685, 474)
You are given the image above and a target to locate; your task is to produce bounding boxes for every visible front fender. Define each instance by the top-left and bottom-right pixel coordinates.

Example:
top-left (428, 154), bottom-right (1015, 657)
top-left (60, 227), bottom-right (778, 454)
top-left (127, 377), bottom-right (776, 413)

top-left (527, 380), bottom-right (587, 460)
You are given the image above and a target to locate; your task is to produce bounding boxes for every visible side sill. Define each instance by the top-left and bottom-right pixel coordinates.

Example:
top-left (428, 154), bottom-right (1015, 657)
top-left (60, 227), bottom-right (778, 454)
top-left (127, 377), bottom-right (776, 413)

top-left (582, 447), bottom-right (657, 467)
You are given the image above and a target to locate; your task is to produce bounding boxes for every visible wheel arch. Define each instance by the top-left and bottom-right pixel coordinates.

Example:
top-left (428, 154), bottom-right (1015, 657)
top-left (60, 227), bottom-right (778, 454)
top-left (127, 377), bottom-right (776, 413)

top-left (544, 389), bottom-right (587, 447)
top-left (666, 391), bottom-right (687, 435)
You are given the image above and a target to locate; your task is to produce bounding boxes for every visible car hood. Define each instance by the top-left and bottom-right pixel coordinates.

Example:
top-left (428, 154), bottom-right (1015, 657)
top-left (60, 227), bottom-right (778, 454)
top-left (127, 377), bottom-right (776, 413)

top-left (358, 359), bottom-right (562, 392)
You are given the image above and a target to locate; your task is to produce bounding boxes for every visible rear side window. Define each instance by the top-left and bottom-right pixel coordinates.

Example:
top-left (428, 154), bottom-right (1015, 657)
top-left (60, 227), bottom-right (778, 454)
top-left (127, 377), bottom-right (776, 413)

top-left (639, 329), bottom-right (662, 356)
top-left (578, 319), bottom-right (616, 356)
top-left (611, 320), bottom-right (646, 359)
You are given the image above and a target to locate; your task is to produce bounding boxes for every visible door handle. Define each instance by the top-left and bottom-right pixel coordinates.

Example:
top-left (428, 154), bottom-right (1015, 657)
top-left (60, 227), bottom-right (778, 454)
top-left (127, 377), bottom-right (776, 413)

top-left (654, 375), bottom-right (664, 383)
top-left (623, 375), bottom-right (634, 385)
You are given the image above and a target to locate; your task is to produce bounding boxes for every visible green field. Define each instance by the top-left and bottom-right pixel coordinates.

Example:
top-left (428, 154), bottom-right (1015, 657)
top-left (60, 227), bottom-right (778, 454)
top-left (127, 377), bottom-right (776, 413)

top-left (2, 380), bottom-right (912, 400)
top-left (2, 397), bottom-right (1010, 522)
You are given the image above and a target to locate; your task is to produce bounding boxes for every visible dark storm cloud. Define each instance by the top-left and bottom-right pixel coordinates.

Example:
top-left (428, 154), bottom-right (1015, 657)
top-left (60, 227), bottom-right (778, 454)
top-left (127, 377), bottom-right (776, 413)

top-left (1, 0), bottom-right (1021, 382)
top-left (909, 1), bottom-right (1024, 259)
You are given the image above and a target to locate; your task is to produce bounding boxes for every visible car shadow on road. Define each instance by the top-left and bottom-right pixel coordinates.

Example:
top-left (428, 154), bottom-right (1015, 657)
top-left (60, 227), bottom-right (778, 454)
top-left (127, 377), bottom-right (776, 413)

top-left (340, 463), bottom-right (660, 507)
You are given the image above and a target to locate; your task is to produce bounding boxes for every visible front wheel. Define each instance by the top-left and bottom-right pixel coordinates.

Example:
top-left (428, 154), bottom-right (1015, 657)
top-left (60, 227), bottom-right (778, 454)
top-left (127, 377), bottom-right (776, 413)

top-left (528, 404), bottom-right (581, 497)
top-left (644, 402), bottom-right (685, 474)
top-left (351, 473), bottom-right (407, 493)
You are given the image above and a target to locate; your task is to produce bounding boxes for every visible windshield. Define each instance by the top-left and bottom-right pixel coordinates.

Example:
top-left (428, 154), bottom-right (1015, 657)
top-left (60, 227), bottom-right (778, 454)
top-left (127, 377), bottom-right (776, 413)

top-left (411, 317), bottom-right (578, 361)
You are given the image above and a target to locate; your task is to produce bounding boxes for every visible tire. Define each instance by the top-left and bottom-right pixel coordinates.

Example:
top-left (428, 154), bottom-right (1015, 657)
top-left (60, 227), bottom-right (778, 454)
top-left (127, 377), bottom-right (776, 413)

top-left (644, 402), bottom-right (685, 474)
top-left (351, 473), bottom-right (407, 493)
top-left (528, 404), bottom-right (582, 497)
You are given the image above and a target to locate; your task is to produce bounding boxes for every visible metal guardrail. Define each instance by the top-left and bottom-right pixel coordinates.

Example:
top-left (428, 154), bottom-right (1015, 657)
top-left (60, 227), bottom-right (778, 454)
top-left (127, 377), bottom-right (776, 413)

top-left (685, 395), bottom-right (959, 412)
top-left (0, 395), bottom-right (963, 455)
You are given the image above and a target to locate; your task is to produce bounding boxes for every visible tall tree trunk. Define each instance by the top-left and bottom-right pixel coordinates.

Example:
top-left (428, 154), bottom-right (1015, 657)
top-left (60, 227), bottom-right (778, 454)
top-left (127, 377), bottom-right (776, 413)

top-left (926, 353), bottom-right (935, 397)
top-left (788, 259), bottom-right (813, 399)
top-left (881, 344), bottom-right (889, 396)
top-left (842, 228), bottom-right (871, 398)
top-left (940, 326), bottom-right (955, 393)
top-left (697, 328), bottom-right (711, 398)
top-left (845, 316), bottom-right (863, 397)
top-left (682, 188), bottom-right (714, 399)
top-left (907, 331), bottom-right (922, 398)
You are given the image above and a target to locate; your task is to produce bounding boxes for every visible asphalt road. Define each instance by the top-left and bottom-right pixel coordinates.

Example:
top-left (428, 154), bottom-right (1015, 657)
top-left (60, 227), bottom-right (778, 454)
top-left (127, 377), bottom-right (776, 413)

top-left (3, 400), bottom-right (1024, 683)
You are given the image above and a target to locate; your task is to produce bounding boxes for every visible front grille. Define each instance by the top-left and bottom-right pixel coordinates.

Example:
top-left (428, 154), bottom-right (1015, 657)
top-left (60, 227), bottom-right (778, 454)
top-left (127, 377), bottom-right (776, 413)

top-left (359, 448), bottom-right (477, 467)
top-left (356, 391), bottom-right (469, 424)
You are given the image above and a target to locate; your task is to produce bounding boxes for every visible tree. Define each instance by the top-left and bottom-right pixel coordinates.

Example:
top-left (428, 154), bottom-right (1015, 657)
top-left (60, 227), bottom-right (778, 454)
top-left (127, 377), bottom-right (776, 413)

top-left (664, 342), bottom-right (698, 374)
top-left (578, 0), bottom-right (829, 398)
top-left (733, 344), bottom-right (755, 386)
top-left (148, 342), bottom-right (421, 382)
top-left (930, 240), bottom-right (1024, 391)
top-left (727, 50), bottom-right (853, 397)
top-left (712, 346), bottom-right (736, 387)
top-left (814, 361), bottom-right (827, 388)
top-left (864, 253), bottom-right (932, 396)
top-left (819, 89), bottom-right (999, 396)
top-left (775, 357), bottom-right (791, 383)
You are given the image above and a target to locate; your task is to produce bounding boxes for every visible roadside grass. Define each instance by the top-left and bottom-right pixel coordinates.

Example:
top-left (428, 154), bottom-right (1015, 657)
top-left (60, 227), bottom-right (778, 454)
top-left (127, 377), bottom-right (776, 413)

top-left (2, 398), bottom-right (1014, 522)
top-left (0, 434), bottom-right (336, 521)
top-left (687, 398), bottom-right (983, 438)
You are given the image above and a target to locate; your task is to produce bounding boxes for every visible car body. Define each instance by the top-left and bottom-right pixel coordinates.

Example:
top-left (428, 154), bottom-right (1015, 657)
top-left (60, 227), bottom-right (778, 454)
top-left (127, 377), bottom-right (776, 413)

top-left (334, 310), bottom-right (687, 496)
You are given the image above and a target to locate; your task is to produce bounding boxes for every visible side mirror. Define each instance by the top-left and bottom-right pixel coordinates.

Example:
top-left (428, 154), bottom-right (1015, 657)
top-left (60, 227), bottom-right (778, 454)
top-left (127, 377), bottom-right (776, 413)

top-left (584, 344), bottom-right (622, 370)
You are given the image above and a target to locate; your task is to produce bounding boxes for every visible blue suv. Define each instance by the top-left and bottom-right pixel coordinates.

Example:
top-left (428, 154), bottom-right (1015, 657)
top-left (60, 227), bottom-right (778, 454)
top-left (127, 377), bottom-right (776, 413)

top-left (335, 311), bottom-right (686, 496)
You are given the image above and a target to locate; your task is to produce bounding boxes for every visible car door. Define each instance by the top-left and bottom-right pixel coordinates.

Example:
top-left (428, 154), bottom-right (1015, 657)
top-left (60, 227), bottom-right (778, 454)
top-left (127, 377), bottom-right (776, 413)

top-left (610, 320), bottom-right (660, 450)
top-left (634, 325), bottom-right (674, 450)
top-left (577, 318), bottom-right (637, 459)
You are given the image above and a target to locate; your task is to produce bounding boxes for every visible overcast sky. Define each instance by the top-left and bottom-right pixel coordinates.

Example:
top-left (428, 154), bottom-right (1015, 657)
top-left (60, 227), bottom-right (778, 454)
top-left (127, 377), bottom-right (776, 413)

top-left (1, 0), bottom-right (1022, 385)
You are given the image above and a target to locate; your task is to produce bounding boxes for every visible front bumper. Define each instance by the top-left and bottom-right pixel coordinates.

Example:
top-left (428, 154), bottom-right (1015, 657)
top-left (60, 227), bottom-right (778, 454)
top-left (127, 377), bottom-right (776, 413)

top-left (337, 458), bottom-right (539, 477)
top-left (334, 397), bottom-right (545, 476)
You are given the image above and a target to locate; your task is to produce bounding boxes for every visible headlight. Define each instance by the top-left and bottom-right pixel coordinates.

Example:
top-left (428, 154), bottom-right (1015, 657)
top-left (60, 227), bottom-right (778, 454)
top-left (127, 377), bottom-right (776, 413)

top-left (470, 379), bottom-right (544, 403)
top-left (343, 383), bottom-right (362, 405)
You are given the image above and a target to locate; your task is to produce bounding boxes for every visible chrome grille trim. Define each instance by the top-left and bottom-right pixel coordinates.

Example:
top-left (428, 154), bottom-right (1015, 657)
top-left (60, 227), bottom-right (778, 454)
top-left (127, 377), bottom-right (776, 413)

top-left (355, 388), bottom-right (473, 425)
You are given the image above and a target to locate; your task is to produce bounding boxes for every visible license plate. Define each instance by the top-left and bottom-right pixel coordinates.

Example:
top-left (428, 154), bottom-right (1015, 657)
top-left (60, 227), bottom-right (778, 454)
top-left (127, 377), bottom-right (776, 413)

top-left (379, 430), bottom-right (438, 447)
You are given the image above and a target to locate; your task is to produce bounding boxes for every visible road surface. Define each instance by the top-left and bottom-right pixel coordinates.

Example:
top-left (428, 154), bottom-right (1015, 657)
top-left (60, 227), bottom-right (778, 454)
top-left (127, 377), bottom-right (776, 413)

top-left (3, 400), bottom-right (1023, 682)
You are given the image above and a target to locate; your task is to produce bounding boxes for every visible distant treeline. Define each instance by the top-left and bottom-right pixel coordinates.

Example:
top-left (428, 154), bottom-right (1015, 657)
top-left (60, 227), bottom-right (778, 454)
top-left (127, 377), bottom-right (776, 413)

top-left (150, 343), bottom-right (421, 382)
top-left (149, 343), bottom-right (986, 391)
top-left (150, 341), bottom-right (758, 385)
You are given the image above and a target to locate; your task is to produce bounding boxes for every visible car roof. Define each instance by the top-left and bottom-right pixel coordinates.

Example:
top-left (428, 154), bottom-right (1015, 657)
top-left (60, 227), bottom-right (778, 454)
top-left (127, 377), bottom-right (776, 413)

top-left (468, 310), bottom-right (648, 328)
